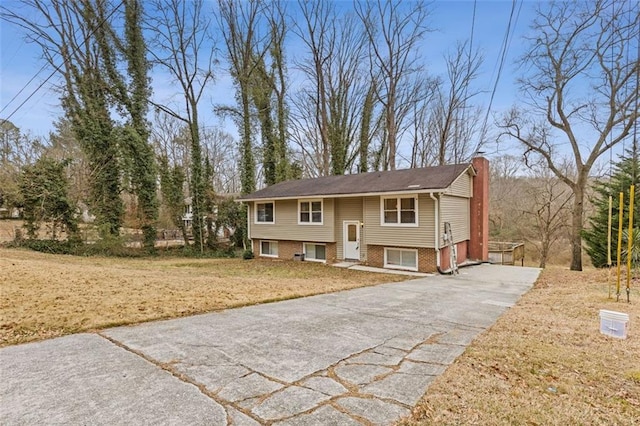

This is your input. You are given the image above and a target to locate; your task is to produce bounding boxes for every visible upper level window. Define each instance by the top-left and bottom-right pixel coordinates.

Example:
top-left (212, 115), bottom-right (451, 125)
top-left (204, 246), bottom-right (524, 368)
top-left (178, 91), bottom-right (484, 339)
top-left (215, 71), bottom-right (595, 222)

top-left (256, 202), bottom-right (274, 223)
top-left (299, 200), bottom-right (322, 224)
top-left (382, 196), bottom-right (418, 226)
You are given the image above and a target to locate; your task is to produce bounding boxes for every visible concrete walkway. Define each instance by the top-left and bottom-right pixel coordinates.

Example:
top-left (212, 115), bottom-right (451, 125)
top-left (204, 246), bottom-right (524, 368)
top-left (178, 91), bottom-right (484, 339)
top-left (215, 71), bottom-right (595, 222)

top-left (1, 264), bottom-right (540, 425)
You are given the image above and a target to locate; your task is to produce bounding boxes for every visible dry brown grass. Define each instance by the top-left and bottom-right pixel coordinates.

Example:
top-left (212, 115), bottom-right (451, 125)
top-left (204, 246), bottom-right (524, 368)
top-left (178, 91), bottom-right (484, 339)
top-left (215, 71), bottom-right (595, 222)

top-left (0, 220), bottom-right (21, 242)
top-left (0, 248), bottom-right (406, 347)
top-left (400, 267), bottom-right (640, 425)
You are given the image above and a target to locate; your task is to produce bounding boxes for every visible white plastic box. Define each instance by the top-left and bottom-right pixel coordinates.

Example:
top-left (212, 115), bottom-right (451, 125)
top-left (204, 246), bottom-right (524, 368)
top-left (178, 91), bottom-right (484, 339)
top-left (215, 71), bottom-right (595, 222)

top-left (599, 309), bottom-right (630, 339)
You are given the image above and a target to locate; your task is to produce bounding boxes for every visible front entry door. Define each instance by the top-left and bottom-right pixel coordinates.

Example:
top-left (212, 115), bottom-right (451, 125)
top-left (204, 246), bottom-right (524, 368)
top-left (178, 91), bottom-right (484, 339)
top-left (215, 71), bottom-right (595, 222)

top-left (343, 221), bottom-right (360, 260)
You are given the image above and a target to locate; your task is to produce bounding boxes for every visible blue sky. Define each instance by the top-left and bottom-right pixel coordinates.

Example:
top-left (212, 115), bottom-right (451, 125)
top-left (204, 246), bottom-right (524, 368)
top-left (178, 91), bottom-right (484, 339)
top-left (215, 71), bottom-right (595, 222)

top-left (0, 0), bottom-right (536, 157)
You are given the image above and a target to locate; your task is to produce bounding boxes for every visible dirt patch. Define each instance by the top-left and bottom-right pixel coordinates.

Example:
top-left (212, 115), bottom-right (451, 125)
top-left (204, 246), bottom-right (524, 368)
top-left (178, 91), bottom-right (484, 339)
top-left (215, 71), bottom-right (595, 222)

top-left (0, 220), bottom-right (21, 242)
top-left (0, 248), bottom-right (406, 347)
top-left (399, 267), bottom-right (640, 425)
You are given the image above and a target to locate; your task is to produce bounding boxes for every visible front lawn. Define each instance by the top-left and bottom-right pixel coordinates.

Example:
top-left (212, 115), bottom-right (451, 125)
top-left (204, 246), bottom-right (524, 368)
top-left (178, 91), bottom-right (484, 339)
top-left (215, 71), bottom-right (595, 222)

top-left (0, 248), bottom-right (406, 347)
top-left (400, 267), bottom-right (640, 425)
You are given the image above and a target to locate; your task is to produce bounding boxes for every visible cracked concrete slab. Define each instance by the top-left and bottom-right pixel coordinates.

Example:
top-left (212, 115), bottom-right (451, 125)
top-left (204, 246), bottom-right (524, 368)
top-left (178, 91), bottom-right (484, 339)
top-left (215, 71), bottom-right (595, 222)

top-left (336, 396), bottom-right (411, 424)
top-left (176, 364), bottom-right (250, 393)
top-left (406, 343), bottom-right (466, 365)
top-left (273, 405), bottom-right (361, 426)
top-left (1, 264), bottom-right (540, 425)
top-left (300, 376), bottom-right (348, 397)
top-left (361, 372), bottom-right (438, 406)
top-left (0, 334), bottom-right (226, 425)
top-left (228, 408), bottom-right (261, 426)
top-left (251, 386), bottom-right (331, 420)
top-left (217, 373), bottom-right (283, 402)
top-left (397, 360), bottom-right (447, 376)
top-left (347, 350), bottom-right (404, 366)
top-left (334, 364), bottom-right (394, 386)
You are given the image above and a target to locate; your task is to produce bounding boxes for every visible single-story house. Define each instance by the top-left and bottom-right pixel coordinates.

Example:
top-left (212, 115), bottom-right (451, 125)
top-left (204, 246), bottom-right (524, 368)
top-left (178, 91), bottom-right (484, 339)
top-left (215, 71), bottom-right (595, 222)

top-left (238, 157), bottom-right (489, 273)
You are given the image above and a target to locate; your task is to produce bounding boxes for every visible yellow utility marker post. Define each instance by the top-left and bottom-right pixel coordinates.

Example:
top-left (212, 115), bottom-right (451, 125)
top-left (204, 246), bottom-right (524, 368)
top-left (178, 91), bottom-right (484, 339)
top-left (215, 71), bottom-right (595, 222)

top-left (617, 192), bottom-right (624, 302)
top-left (608, 195), bottom-right (613, 299)
top-left (626, 185), bottom-right (634, 303)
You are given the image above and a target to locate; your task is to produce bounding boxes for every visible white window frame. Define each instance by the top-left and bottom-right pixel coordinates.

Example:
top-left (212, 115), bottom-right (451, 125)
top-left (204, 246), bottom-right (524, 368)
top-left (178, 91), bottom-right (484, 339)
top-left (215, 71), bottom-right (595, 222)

top-left (255, 201), bottom-right (275, 224)
top-left (298, 199), bottom-right (323, 225)
top-left (384, 247), bottom-right (418, 271)
top-left (259, 240), bottom-right (279, 257)
top-left (380, 195), bottom-right (419, 227)
top-left (303, 242), bottom-right (327, 263)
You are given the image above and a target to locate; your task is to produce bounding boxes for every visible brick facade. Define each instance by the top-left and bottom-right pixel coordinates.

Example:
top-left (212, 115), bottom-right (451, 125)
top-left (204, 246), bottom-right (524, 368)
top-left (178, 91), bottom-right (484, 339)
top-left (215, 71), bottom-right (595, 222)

top-left (440, 241), bottom-right (468, 271)
top-left (470, 157), bottom-right (489, 261)
top-left (253, 239), bottom-right (337, 263)
top-left (366, 245), bottom-right (437, 273)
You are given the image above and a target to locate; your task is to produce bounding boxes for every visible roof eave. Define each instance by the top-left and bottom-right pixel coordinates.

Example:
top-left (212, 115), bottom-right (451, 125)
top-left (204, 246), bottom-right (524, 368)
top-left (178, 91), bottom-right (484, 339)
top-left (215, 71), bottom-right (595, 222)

top-left (238, 188), bottom-right (447, 202)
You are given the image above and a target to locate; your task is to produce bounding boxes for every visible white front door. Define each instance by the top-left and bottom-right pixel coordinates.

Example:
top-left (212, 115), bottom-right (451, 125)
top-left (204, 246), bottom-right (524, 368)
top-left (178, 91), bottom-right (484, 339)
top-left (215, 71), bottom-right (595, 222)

top-left (343, 221), bottom-right (360, 260)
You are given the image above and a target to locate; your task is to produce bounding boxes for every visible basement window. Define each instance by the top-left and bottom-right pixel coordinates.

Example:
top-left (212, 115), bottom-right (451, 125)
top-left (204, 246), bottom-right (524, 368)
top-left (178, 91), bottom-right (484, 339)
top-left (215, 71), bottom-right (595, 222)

top-left (304, 243), bottom-right (326, 262)
top-left (384, 248), bottom-right (418, 271)
top-left (260, 240), bottom-right (278, 257)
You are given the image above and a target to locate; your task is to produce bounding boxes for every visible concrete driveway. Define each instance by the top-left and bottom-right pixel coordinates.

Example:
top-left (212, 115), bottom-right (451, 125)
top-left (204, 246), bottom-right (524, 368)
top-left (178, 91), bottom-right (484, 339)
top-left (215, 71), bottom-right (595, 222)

top-left (1, 264), bottom-right (540, 425)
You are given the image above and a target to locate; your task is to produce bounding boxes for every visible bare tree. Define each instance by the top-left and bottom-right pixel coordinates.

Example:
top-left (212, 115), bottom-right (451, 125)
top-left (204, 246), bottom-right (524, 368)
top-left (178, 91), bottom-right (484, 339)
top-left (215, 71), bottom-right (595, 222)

top-left (409, 42), bottom-right (485, 168)
top-left (46, 118), bottom-right (90, 209)
top-left (151, 110), bottom-right (190, 172)
top-left (498, 0), bottom-right (639, 270)
top-left (291, 0), bottom-right (372, 177)
top-left (436, 42), bottom-right (485, 165)
top-left (201, 128), bottom-right (240, 194)
top-left (355, 0), bottom-right (431, 170)
top-left (2, 0), bottom-right (128, 237)
top-left (489, 154), bottom-right (524, 240)
top-left (217, 0), bottom-right (272, 194)
top-left (146, 0), bottom-right (215, 252)
top-left (520, 163), bottom-right (573, 268)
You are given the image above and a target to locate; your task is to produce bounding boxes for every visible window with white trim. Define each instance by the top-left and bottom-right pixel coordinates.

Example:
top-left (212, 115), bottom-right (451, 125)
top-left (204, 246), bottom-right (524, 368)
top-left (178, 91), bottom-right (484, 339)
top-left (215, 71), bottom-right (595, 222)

top-left (304, 243), bottom-right (326, 262)
top-left (299, 200), bottom-right (323, 224)
top-left (260, 240), bottom-right (278, 257)
top-left (384, 248), bottom-right (418, 271)
top-left (256, 202), bottom-right (274, 223)
top-left (381, 196), bottom-right (418, 225)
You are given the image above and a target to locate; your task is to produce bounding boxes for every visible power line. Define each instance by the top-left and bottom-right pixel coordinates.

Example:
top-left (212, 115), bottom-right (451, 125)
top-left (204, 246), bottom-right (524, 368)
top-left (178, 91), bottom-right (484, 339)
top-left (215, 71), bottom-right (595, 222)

top-left (1, 0), bottom-right (125, 124)
top-left (0, 61), bottom-right (51, 116)
top-left (482, 0), bottom-right (521, 150)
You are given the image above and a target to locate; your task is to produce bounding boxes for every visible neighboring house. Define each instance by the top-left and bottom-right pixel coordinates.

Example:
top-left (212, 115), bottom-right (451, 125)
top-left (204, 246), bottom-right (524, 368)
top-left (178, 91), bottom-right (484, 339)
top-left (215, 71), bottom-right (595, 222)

top-left (238, 157), bottom-right (489, 273)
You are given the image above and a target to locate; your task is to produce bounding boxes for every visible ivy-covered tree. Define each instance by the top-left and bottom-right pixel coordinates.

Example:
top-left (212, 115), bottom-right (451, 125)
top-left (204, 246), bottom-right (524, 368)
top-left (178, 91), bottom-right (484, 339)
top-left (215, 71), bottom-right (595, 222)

top-left (19, 157), bottom-right (79, 241)
top-left (216, 197), bottom-right (245, 249)
top-left (584, 147), bottom-right (640, 268)
top-left (158, 156), bottom-right (188, 246)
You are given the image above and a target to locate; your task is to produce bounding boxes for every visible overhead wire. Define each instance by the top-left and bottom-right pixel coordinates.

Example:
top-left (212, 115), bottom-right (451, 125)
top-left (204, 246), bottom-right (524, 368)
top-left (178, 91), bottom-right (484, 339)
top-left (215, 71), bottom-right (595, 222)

top-left (0, 61), bottom-right (51, 116)
top-left (460, 0), bottom-right (477, 162)
top-left (485, 0), bottom-right (522, 155)
top-left (1, 0), bottom-right (126, 124)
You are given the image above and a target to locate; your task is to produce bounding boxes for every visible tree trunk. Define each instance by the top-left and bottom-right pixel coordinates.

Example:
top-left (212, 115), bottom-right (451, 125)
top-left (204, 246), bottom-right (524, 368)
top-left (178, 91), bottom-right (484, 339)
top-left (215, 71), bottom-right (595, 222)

top-left (539, 236), bottom-right (548, 269)
top-left (570, 186), bottom-right (584, 271)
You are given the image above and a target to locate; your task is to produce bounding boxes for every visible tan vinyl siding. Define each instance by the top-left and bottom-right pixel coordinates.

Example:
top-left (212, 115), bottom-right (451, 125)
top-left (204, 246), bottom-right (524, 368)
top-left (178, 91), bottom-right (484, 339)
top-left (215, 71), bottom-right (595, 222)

top-left (440, 195), bottom-right (470, 242)
top-left (447, 171), bottom-right (472, 197)
top-left (250, 199), bottom-right (335, 242)
top-left (334, 197), bottom-right (364, 260)
top-left (364, 194), bottom-right (435, 248)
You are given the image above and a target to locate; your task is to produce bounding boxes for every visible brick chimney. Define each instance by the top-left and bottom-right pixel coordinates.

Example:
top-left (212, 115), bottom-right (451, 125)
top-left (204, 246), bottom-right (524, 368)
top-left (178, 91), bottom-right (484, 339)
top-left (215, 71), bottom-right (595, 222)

top-left (469, 157), bottom-right (489, 261)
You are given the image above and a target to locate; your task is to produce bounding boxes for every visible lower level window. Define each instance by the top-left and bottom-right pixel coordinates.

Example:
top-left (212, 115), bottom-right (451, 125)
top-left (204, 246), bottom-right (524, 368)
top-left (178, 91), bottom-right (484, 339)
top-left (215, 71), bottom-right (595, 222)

top-left (260, 240), bottom-right (278, 257)
top-left (384, 248), bottom-right (418, 271)
top-left (304, 243), bottom-right (326, 262)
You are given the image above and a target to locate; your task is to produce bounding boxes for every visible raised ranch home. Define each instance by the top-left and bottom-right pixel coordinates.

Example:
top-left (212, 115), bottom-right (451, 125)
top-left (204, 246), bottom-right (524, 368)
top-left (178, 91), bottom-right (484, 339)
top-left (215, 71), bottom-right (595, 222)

top-left (238, 157), bottom-right (489, 273)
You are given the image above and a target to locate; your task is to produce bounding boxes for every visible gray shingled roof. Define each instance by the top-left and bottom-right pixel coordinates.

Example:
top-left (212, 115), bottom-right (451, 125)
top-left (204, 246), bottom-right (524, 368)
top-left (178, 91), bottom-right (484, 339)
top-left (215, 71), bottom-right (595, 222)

top-left (238, 163), bottom-right (473, 200)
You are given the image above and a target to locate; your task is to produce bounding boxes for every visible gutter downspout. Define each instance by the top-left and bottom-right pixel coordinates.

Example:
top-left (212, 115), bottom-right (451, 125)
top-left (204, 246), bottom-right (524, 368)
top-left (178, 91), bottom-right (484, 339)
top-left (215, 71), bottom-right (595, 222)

top-left (431, 192), bottom-right (454, 275)
top-left (245, 202), bottom-right (251, 252)
top-left (430, 193), bottom-right (446, 274)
